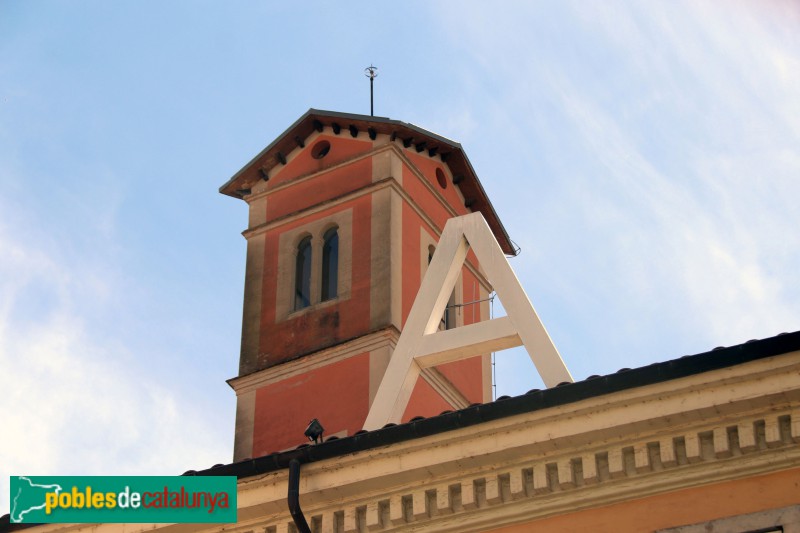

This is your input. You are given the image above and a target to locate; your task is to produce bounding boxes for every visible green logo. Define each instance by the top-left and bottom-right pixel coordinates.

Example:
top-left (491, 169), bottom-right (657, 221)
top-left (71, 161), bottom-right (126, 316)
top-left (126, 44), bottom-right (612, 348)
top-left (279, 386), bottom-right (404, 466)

top-left (10, 476), bottom-right (237, 523)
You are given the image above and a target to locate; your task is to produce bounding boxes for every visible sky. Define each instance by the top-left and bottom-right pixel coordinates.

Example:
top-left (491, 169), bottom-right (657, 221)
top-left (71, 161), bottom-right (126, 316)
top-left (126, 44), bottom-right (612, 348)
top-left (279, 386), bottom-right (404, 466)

top-left (1, 0), bottom-right (799, 515)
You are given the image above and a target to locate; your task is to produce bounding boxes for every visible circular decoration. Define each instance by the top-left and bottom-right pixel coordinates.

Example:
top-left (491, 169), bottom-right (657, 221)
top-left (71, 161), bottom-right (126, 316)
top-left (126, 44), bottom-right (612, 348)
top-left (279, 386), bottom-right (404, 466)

top-left (311, 140), bottom-right (331, 159)
top-left (436, 167), bottom-right (447, 189)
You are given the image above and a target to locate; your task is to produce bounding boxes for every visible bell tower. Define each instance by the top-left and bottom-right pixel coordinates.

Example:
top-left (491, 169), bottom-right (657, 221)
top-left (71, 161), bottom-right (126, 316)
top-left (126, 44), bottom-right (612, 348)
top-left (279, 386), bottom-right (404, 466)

top-left (221, 110), bottom-right (515, 460)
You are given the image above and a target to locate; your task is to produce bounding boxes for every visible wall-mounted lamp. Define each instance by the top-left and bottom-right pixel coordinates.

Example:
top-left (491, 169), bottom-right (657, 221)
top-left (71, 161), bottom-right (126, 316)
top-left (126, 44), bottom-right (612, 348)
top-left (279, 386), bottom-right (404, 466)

top-left (304, 419), bottom-right (324, 444)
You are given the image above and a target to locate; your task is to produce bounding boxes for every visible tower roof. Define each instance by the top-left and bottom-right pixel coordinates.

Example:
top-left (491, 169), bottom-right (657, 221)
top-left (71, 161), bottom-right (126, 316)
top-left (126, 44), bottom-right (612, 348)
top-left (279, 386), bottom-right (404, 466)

top-left (219, 109), bottom-right (516, 255)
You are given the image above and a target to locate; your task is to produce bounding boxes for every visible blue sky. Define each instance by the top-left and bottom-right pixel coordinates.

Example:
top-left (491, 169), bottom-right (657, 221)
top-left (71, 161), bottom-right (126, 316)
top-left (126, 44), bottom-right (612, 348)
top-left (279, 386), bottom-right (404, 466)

top-left (2, 0), bottom-right (799, 514)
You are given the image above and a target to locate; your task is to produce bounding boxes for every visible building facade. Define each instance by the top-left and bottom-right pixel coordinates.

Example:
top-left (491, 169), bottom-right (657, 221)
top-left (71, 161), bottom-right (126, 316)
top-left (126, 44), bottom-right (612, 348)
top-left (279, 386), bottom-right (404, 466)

top-left (220, 110), bottom-right (511, 459)
top-left (209, 110), bottom-right (800, 532)
top-left (208, 331), bottom-right (800, 533)
top-left (4, 110), bottom-right (799, 533)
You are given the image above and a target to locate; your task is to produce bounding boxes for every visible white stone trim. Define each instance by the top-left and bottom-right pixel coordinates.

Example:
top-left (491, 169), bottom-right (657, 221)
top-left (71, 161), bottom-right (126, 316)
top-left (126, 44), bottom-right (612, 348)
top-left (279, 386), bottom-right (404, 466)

top-left (20, 351), bottom-right (800, 533)
top-left (237, 412), bottom-right (800, 533)
top-left (275, 209), bottom-right (353, 321)
top-left (245, 142), bottom-right (397, 205)
top-left (228, 328), bottom-right (399, 394)
top-left (247, 141), bottom-right (466, 224)
top-left (242, 177), bottom-right (493, 294)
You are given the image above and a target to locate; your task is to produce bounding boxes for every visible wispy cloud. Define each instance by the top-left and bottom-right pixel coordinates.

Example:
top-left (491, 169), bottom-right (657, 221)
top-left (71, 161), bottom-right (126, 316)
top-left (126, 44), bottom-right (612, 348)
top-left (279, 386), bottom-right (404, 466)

top-left (2, 0), bottom-right (798, 510)
top-left (435, 1), bottom-right (800, 388)
top-left (0, 195), bottom-right (229, 514)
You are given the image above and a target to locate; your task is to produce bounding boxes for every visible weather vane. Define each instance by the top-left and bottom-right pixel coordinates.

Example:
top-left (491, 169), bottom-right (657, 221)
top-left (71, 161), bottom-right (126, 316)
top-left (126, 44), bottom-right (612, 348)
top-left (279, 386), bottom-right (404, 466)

top-left (364, 64), bottom-right (378, 116)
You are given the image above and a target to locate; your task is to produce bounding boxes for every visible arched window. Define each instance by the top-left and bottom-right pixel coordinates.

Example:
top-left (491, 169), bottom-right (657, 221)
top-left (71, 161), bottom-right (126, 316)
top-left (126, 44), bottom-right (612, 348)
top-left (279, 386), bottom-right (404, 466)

top-left (321, 227), bottom-right (339, 301)
top-left (295, 236), bottom-right (312, 310)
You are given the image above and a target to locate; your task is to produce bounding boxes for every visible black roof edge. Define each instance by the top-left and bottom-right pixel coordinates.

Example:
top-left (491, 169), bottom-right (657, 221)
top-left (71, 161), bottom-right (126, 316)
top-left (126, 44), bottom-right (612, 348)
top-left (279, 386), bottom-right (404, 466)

top-left (3, 331), bottom-right (798, 530)
top-left (192, 330), bottom-right (800, 480)
top-left (218, 108), bottom-right (316, 195)
top-left (219, 109), bottom-right (465, 195)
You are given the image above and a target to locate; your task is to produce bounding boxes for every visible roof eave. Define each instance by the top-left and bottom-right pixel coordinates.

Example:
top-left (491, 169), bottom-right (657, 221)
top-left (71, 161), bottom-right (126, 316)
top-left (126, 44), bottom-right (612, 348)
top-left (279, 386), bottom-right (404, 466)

top-left (218, 109), bottom-right (516, 254)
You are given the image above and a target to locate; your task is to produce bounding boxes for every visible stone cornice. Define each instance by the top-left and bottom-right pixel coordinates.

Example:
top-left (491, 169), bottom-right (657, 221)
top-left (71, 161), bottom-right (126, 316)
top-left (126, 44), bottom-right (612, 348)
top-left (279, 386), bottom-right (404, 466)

top-left (244, 142), bottom-right (396, 204)
top-left (16, 351), bottom-right (800, 533)
top-left (226, 350), bottom-right (800, 533)
top-left (228, 328), bottom-right (400, 394)
top-left (242, 174), bottom-right (493, 293)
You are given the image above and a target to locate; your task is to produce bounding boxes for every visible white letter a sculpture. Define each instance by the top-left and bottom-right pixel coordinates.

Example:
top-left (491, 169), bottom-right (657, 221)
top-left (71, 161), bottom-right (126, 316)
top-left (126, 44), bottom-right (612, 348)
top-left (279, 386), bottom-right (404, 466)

top-left (364, 212), bottom-right (573, 430)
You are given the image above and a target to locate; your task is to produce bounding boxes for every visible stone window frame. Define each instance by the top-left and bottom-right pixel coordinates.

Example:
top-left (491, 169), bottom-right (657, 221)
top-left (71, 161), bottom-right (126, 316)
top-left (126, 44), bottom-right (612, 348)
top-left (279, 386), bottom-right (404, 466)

top-left (276, 209), bottom-right (353, 321)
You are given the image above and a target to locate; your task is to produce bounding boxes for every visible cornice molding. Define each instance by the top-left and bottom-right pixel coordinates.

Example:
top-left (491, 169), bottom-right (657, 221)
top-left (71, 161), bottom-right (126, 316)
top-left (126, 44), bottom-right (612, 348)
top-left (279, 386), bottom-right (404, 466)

top-left (18, 352), bottom-right (800, 533)
top-left (228, 328), bottom-right (400, 394)
top-left (245, 142), bottom-right (395, 203)
top-left (228, 352), bottom-right (800, 532)
top-left (242, 174), bottom-right (493, 292)
top-left (237, 412), bottom-right (800, 533)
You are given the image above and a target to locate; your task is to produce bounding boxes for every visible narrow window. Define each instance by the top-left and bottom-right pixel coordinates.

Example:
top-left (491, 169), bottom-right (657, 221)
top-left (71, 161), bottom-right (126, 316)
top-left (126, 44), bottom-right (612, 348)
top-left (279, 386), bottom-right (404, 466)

top-left (295, 236), bottom-right (312, 310)
top-left (444, 290), bottom-right (456, 330)
top-left (321, 227), bottom-right (339, 301)
top-left (428, 245), bottom-right (456, 330)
